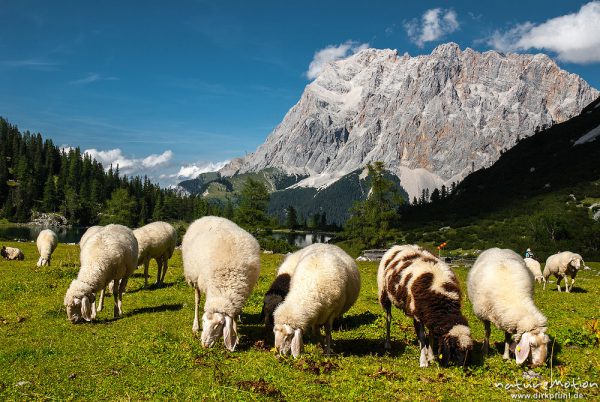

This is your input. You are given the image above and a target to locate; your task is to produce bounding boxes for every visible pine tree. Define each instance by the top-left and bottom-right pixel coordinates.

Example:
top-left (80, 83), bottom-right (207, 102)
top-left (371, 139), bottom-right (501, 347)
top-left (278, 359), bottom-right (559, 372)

top-left (234, 178), bottom-right (270, 233)
top-left (102, 188), bottom-right (136, 226)
top-left (285, 205), bottom-right (298, 231)
top-left (344, 162), bottom-right (402, 248)
top-left (42, 175), bottom-right (58, 212)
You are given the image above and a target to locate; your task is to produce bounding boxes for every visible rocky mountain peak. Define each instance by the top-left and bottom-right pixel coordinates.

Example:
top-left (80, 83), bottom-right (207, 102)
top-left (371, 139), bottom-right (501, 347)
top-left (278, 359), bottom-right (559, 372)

top-left (220, 43), bottom-right (599, 200)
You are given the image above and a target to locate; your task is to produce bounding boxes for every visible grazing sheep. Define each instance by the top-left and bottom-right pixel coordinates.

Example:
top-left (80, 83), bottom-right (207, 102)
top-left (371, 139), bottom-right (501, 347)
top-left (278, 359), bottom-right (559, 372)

top-left (134, 221), bottom-right (177, 287)
top-left (64, 224), bottom-right (138, 323)
top-left (1, 246), bottom-right (24, 260)
top-left (273, 244), bottom-right (360, 358)
top-left (524, 257), bottom-right (544, 284)
top-left (378, 244), bottom-right (472, 367)
top-left (36, 229), bottom-right (58, 267)
top-left (543, 251), bottom-right (584, 292)
top-left (182, 216), bottom-right (260, 351)
top-left (79, 226), bottom-right (103, 249)
top-left (261, 244), bottom-right (331, 328)
top-left (468, 248), bottom-right (549, 367)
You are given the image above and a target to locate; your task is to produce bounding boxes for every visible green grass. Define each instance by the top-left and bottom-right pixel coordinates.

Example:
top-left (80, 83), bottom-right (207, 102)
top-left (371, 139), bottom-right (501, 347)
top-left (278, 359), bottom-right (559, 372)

top-left (1, 242), bottom-right (599, 400)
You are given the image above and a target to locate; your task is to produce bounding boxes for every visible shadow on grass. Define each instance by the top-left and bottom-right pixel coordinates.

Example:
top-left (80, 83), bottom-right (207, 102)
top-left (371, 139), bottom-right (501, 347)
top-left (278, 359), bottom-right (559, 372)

top-left (336, 311), bottom-right (378, 330)
top-left (126, 282), bottom-right (176, 294)
top-left (334, 338), bottom-right (407, 357)
top-left (96, 303), bottom-right (184, 323)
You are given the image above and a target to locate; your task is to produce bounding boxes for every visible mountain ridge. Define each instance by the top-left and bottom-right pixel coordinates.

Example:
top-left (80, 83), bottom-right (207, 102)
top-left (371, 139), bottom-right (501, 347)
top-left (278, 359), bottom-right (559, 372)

top-left (219, 42), bottom-right (598, 200)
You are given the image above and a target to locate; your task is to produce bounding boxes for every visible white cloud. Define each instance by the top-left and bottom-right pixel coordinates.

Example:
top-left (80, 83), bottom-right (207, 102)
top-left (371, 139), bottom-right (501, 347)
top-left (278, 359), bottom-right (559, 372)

top-left (69, 72), bottom-right (118, 85)
top-left (488, 1), bottom-right (600, 63)
top-left (83, 148), bottom-right (173, 174)
top-left (405, 8), bottom-right (460, 47)
top-left (142, 150), bottom-right (174, 168)
top-left (306, 40), bottom-right (370, 80)
top-left (168, 160), bottom-right (230, 180)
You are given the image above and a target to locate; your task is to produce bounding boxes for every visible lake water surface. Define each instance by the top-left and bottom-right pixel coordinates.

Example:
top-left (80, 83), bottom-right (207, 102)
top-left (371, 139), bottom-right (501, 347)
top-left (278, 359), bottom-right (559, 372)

top-left (0, 225), bottom-right (333, 247)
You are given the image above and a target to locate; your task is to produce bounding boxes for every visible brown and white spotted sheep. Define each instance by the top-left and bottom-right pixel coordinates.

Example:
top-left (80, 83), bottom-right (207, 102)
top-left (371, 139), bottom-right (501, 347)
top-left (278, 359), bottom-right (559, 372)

top-left (377, 244), bottom-right (473, 367)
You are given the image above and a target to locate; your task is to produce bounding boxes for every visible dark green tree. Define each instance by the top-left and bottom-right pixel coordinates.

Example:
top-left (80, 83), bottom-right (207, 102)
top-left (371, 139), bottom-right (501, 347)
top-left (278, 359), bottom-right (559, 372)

top-left (234, 177), bottom-right (270, 233)
top-left (101, 188), bottom-right (137, 227)
top-left (344, 162), bottom-right (402, 248)
top-left (285, 205), bottom-right (298, 231)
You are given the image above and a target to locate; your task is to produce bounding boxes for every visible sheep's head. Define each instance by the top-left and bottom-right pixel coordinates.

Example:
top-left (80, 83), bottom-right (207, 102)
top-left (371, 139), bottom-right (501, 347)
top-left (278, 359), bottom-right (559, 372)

top-left (273, 324), bottom-right (303, 358)
top-left (534, 275), bottom-right (544, 284)
top-left (0, 246), bottom-right (6, 258)
top-left (201, 312), bottom-right (237, 351)
top-left (37, 257), bottom-right (49, 267)
top-left (514, 328), bottom-right (549, 367)
top-left (440, 324), bottom-right (473, 367)
top-left (64, 290), bottom-right (96, 323)
top-left (570, 256), bottom-right (582, 270)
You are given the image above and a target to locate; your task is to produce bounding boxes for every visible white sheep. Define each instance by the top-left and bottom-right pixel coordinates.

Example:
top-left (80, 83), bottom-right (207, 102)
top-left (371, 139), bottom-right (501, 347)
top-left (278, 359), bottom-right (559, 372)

top-left (134, 221), bottom-right (177, 287)
top-left (524, 257), bottom-right (544, 284)
top-left (273, 244), bottom-right (360, 358)
top-left (36, 229), bottom-right (58, 267)
top-left (1, 246), bottom-right (24, 260)
top-left (182, 216), bottom-right (260, 351)
top-left (261, 244), bottom-right (327, 328)
top-left (79, 226), bottom-right (103, 249)
top-left (64, 224), bottom-right (138, 323)
top-left (378, 244), bottom-right (473, 367)
top-left (468, 248), bottom-right (549, 367)
top-left (543, 251), bottom-right (584, 292)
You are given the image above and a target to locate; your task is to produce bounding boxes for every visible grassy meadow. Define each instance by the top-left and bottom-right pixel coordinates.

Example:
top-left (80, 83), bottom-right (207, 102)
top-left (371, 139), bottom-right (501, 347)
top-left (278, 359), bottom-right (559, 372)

top-left (0, 241), bottom-right (599, 400)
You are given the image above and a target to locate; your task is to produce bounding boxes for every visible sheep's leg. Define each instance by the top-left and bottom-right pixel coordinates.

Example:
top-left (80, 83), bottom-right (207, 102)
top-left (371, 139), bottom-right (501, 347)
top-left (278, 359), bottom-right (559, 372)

top-left (144, 261), bottom-right (150, 288)
top-left (155, 258), bottom-right (162, 286)
top-left (414, 319), bottom-right (429, 367)
top-left (567, 276), bottom-right (574, 293)
top-left (384, 305), bottom-right (392, 351)
top-left (312, 324), bottom-right (323, 345)
top-left (543, 277), bottom-right (547, 290)
top-left (427, 329), bottom-right (435, 362)
top-left (160, 256), bottom-right (169, 284)
top-left (502, 331), bottom-right (512, 360)
top-left (192, 287), bottom-right (201, 333)
top-left (483, 320), bottom-right (491, 355)
top-left (324, 320), bottom-right (333, 355)
top-left (114, 278), bottom-right (127, 318)
top-left (97, 288), bottom-right (105, 312)
top-left (556, 275), bottom-right (562, 292)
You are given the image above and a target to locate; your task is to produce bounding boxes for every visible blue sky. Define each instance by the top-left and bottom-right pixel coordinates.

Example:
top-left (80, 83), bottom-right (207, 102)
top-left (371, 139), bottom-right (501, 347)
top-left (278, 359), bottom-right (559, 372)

top-left (1, 1), bottom-right (599, 186)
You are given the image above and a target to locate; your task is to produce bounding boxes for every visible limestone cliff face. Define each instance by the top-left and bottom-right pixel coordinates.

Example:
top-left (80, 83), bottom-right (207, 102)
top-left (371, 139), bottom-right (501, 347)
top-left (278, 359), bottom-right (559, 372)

top-left (223, 43), bottom-right (598, 199)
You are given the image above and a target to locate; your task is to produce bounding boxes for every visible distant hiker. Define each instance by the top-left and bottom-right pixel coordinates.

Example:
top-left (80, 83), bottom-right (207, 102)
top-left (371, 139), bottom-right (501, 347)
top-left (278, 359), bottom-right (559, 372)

top-left (525, 248), bottom-right (534, 259)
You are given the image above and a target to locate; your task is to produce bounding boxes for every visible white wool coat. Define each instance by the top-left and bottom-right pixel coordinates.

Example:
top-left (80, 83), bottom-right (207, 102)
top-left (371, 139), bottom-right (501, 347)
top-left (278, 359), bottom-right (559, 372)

top-left (182, 216), bottom-right (260, 317)
top-left (64, 224), bottom-right (138, 305)
top-left (274, 244), bottom-right (360, 331)
top-left (468, 248), bottom-right (546, 337)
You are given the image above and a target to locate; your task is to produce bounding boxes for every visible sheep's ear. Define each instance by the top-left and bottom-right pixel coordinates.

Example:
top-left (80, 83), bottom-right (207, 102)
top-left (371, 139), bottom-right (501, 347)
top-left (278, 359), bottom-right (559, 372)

top-left (90, 298), bottom-right (97, 320)
top-left (36, 257), bottom-right (43, 267)
top-left (223, 315), bottom-right (238, 352)
top-left (291, 328), bottom-right (303, 358)
top-left (515, 333), bottom-right (531, 365)
top-left (81, 296), bottom-right (93, 322)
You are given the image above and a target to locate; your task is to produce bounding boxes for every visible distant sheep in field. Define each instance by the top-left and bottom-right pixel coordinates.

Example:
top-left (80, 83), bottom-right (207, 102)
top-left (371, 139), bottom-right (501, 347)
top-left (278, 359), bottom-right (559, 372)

top-left (36, 229), bottom-right (58, 267)
top-left (468, 248), bottom-right (548, 367)
top-left (64, 224), bottom-right (138, 323)
top-left (524, 257), bottom-right (544, 284)
top-left (273, 244), bottom-right (360, 358)
top-left (182, 216), bottom-right (260, 351)
top-left (378, 244), bottom-right (472, 367)
top-left (543, 251), bottom-right (584, 292)
top-left (1, 246), bottom-right (24, 261)
top-left (134, 221), bottom-right (177, 287)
